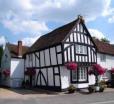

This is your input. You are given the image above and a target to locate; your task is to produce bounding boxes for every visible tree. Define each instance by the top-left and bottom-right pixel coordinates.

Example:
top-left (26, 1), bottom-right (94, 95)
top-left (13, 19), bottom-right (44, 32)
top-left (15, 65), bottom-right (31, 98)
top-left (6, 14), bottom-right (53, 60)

top-left (0, 46), bottom-right (3, 67)
top-left (101, 38), bottom-right (110, 43)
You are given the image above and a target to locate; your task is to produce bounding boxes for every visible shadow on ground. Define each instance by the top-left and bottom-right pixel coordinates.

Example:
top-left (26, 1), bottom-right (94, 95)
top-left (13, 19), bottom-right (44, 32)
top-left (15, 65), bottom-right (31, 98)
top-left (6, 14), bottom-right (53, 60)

top-left (0, 86), bottom-right (59, 95)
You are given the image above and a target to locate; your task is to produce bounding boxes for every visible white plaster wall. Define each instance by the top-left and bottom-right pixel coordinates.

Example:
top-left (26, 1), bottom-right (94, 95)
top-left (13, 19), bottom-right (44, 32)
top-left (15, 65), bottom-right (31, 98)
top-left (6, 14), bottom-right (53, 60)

top-left (73, 83), bottom-right (89, 88)
top-left (48, 68), bottom-right (54, 86)
top-left (50, 47), bottom-right (57, 65)
top-left (60, 66), bottom-right (70, 89)
top-left (35, 52), bottom-right (39, 67)
top-left (56, 45), bottom-right (61, 52)
top-left (97, 53), bottom-right (114, 70)
top-left (60, 66), bottom-right (93, 89)
top-left (45, 49), bottom-right (50, 66)
top-left (54, 67), bottom-right (60, 86)
top-left (32, 54), bottom-right (35, 67)
top-left (40, 51), bottom-right (45, 67)
top-left (41, 68), bottom-right (47, 86)
top-left (89, 75), bottom-right (96, 85)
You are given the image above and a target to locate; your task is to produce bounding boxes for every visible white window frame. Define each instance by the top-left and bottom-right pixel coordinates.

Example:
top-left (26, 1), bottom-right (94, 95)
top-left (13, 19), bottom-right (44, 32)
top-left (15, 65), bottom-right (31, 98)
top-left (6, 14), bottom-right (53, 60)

top-left (78, 67), bottom-right (87, 82)
top-left (76, 45), bottom-right (87, 54)
top-left (72, 67), bottom-right (87, 82)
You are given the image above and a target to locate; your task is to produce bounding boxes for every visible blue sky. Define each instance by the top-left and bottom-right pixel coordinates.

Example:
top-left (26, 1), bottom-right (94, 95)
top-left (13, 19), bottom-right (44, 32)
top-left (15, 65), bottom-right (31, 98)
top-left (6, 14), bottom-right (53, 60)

top-left (0, 0), bottom-right (114, 46)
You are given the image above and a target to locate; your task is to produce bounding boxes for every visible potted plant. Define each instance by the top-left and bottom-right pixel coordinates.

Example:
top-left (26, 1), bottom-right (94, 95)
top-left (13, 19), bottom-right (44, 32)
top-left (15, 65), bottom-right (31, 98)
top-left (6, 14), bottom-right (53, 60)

top-left (99, 80), bottom-right (107, 92)
top-left (68, 85), bottom-right (76, 93)
top-left (88, 85), bottom-right (95, 93)
top-left (89, 64), bottom-right (105, 92)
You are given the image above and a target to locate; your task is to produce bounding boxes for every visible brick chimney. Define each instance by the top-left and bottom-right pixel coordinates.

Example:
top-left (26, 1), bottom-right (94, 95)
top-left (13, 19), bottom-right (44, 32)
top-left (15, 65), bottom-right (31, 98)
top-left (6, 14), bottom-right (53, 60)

top-left (18, 41), bottom-right (22, 57)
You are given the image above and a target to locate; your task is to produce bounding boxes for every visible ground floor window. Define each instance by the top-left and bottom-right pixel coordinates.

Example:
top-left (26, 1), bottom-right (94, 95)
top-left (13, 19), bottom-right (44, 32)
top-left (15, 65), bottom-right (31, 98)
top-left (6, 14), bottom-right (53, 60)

top-left (71, 70), bottom-right (77, 82)
top-left (71, 66), bottom-right (88, 83)
top-left (78, 67), bottom-right (87, 82)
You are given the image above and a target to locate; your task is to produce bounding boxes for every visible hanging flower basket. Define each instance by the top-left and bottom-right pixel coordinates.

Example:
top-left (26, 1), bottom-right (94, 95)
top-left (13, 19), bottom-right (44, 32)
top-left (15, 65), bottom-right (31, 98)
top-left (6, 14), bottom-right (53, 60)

top-left (3, 69), bottom-right (10, 77)
top-left (92, 64), bottom-right (105, 75)
top-left (111, 68), bottom-right (114, 73)
top-left (25, 68), bottom-right (36, 76)
top-left (65, 62), bottom-right (78, 70)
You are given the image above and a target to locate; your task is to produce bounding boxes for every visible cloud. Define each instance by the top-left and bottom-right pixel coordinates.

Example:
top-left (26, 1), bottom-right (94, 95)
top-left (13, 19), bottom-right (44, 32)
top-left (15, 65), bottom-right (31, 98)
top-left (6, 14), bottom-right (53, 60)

top-left (89, 29), bottom-right (105, 39)
top-left (108, 16), bottom-right (114, 23)
top-left (0, 0), bottom-right (113, 45)
top-left (32, 0), bottom-right (112, 22)
top-left (22, 35), bottom-right (41, 46)
top-left (2, 18), bottom-right (49, 35)
top-left (0, 0), bottom-right (112, 27)
top-left (0, 36), bottom-right (6, 45)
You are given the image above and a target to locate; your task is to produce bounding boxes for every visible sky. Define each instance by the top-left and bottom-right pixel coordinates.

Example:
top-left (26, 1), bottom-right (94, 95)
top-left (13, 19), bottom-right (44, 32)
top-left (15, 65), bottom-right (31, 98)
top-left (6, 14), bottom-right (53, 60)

top-left (0, 0), bottom-right (114, 46)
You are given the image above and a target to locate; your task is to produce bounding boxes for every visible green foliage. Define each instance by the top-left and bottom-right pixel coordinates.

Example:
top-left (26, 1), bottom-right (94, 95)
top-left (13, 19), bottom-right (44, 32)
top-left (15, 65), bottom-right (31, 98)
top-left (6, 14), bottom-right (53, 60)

top-left (92, 36), bottom-right (98, 40)
top-left (68, 85), bottom-right (76, 93)
top-left (0, 46), bottom-right (3, 67)
top-left (101, 38), bottom-right (110, 43)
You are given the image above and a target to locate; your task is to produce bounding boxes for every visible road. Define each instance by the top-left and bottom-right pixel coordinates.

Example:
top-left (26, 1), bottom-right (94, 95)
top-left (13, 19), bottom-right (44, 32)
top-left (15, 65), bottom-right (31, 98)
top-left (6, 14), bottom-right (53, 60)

top-left (0, 91), bottom-right (114, 104)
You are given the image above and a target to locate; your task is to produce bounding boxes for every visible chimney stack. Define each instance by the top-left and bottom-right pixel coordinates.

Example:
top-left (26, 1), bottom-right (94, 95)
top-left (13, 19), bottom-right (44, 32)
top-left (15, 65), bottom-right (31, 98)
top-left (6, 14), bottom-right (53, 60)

top-left (18, 41), bottom-right (22, 57)
top-left (78, 15), bottom-right (85, 23)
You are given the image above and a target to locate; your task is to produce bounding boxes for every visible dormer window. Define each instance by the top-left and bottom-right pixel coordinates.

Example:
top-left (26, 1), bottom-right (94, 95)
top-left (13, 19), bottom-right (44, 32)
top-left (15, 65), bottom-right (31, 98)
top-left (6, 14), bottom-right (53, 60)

top-left (75, 45), bottom-right (87, 55)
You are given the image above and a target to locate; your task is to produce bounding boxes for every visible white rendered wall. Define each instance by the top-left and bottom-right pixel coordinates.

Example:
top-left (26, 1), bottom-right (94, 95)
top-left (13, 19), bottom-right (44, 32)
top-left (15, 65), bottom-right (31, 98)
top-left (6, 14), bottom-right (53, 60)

top-left (60, 66), bottom-right (92, 89)
top-left (97, 53), bottom-right (114, 70)
top-left (10, 58), bottom-right (24, 87)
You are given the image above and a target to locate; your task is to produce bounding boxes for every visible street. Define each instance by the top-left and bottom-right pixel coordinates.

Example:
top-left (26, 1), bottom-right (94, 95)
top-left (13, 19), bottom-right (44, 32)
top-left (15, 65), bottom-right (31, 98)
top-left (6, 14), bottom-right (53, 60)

top-left (0, 91), bottom-right (114, 104)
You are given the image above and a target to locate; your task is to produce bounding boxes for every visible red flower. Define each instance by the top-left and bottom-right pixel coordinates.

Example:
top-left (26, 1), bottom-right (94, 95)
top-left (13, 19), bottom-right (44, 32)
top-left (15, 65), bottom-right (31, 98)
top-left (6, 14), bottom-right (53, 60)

top-left (111, 68), bottom-right (114, 73)
top-left (65, 62), bottom-right (77, 70)
top-left (88, 69), bottom-right (94, 75)
top-left (92, 64), bottom-right (105, 75)
top-left (25, 68), bottom-right (36, 76)
top-left (3, 69), bottom-right (10, 77)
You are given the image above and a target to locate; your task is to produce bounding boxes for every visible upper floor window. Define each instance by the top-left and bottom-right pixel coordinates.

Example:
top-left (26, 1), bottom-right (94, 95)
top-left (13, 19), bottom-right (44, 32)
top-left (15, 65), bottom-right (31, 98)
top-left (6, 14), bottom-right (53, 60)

top-left (100, 54), bottom-right (106, 62)
top-left (75, 45), bottom-right (87, 54)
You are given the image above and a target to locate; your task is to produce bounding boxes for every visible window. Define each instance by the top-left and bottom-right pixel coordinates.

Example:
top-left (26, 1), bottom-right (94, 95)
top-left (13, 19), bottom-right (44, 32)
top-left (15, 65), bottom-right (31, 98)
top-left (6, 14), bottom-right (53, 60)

top-left (100, 54), bottom-right (106, 62)
top-left (71, 70), bottom-right (77, 81)
top-left (78, 67), bottom-right (87, 81)
top-left (71, 67), bottom-right (87, 82)
top-left (76, 45), bottom-right (87, 54)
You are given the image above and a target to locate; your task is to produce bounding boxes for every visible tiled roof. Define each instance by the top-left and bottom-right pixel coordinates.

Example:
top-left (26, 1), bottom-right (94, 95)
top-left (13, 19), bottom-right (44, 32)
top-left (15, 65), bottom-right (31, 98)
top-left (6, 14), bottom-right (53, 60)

top-left (93, 39), bottom-right (114, 55)
top-left (6, 43), bottom-right (29, 58)
top-left (28, 19), bottom-right (79, 52)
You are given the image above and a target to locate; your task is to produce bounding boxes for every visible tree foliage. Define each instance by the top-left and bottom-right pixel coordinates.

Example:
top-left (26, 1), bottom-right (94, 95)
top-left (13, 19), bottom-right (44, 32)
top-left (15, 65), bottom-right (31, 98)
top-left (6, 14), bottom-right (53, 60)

top-left (101, 38), bottom-right (110, 43)
top-left (0, 46), bottom-right (3, 67)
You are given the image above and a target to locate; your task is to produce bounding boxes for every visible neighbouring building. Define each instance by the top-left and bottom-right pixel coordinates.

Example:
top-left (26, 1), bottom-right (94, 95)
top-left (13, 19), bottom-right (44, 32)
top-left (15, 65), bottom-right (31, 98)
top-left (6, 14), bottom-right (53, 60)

top-left (1, 41), bottom-right (28, 87)
top-left (94, 39), bottom-right (114, 80)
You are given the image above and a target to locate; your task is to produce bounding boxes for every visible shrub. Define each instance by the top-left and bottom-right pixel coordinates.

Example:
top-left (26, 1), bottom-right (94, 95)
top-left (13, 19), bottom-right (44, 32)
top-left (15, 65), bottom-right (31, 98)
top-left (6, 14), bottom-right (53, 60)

top-left (68, 85), bottom-right (76, 93)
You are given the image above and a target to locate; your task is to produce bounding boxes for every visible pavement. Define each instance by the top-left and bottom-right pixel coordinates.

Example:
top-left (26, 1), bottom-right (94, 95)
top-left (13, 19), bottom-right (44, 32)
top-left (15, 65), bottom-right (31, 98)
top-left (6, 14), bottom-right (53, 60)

top-left (0, 87), bottom-right (59, 99)
top-left (0, 87), bottom-right (114, 104)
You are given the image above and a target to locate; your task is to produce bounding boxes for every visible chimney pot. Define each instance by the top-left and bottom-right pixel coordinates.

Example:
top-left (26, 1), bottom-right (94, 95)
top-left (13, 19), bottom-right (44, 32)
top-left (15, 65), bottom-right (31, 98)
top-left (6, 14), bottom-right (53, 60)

top-left (18, 41), bottom-right (22, 57)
